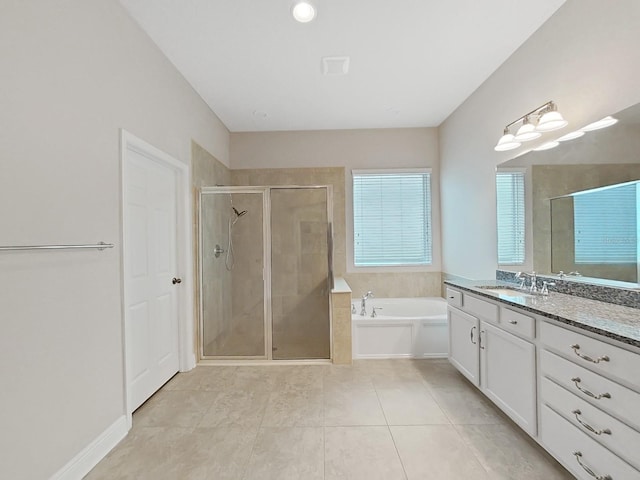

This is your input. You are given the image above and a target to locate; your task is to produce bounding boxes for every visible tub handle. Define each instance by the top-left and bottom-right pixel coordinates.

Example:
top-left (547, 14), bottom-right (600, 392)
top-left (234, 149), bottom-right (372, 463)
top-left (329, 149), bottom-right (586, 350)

top-left (470, 326), bottom-right (477, 345)
top-left (371, 307), bottom-right (382, 318)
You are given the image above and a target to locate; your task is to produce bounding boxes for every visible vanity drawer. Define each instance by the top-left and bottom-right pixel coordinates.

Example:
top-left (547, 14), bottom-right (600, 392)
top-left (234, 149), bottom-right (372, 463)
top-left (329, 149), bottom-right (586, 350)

top-left (499, 306), bottom-right (535, 340)
top-left (541, 405), bottom-right (640, 480)
top-left (445, 288), bottom-right (462, 308)
top-left (540, 321), bottom-right (640, 387)
top-left (463, 294), bottom-right (498, 323)
top-left (540, 349), bottom-right (640, 430)
top-left (541, 377), bottom-right (640, 470)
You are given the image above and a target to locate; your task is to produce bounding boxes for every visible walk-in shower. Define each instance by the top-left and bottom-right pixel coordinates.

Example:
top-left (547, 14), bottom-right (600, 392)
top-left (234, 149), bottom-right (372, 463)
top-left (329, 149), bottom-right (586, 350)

top-left (198, 186), bottom-right (333, 360)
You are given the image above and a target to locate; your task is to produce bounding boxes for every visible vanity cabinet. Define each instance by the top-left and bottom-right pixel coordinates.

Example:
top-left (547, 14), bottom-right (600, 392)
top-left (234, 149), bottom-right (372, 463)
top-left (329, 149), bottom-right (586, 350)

top-left (446, 284), bottom-right (640, 479)
top-left (480, 321), bottom-right (536, 435)
top-left (539, 322), bottom-right (640, 478)
top-left (447, 290), bottom-right (537, 435)
top-left (448, 306), bottom-right (479, 386)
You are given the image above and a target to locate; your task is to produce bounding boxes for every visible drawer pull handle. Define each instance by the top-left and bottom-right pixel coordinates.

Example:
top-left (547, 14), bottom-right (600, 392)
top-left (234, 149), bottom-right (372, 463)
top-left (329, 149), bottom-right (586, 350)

top-left (570, 344), bottom-right (610, 364)
top-left (508, 320), bottom-right (518, 325)
top-left (571, 377), bottom-right (611, 400)
top-left (571, 409), bottom-right (612, 436)
top-left (573, 452), bottom-right (612, 480)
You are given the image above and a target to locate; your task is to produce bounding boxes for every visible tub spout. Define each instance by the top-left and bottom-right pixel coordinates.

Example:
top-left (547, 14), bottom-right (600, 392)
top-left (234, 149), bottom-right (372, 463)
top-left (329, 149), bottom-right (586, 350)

top-left (361, 291), bottom-right (374, 316)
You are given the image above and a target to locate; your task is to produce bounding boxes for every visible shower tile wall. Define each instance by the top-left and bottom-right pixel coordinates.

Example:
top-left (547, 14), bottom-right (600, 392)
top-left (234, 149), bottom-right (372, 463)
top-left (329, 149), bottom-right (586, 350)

top-left (191, 142), bottom-right (231, 357)
top-left (200, 194), bottom-right (233, 352)
top-left (232, 167), bottom-right (346, 275)
top-left (232, 168), bottom-right (341, 359)
top-left (229, 193), bottom-right (265, 356)
top-left (271, 188), bottom-right (330, 359)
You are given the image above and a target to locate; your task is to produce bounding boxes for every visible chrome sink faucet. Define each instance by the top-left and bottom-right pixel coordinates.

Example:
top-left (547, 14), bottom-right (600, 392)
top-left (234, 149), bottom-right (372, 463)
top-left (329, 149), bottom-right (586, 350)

top-left (515, 271), bottom-right (538, 292)
top-left (361, 291), bottom-right (374, 316)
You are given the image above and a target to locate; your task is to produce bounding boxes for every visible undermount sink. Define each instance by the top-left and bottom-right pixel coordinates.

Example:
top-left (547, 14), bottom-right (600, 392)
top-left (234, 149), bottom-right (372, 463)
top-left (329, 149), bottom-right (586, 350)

top-left (476, 286), bottom-right (534, 297)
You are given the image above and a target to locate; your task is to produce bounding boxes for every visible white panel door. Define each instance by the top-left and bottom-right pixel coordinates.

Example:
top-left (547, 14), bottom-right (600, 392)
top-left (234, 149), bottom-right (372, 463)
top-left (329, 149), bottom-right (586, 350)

top-left (124, 148), bottom-right (180, 411)
top-left (448, 306), bottom-right (480, 386)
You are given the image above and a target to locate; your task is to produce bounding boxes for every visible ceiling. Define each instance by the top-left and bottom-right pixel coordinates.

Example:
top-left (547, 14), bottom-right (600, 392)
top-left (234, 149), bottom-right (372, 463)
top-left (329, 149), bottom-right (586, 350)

top-left (119, 0), bottom-right (565, 132)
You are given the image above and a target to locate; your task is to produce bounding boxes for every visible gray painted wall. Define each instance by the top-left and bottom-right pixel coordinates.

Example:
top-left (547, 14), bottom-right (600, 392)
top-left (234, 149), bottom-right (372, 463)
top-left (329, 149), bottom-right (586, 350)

top-left (0, 1), bottom-right (229, 478)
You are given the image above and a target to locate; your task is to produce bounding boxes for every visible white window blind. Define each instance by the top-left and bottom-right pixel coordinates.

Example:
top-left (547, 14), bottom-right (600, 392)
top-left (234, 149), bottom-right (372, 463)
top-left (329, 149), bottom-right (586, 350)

top-left (496, 171), bottom-right (525, 264)
top-left (574, 182), bottom-right (638, 264)
top-left (353, 170), bottom-right (432, 266)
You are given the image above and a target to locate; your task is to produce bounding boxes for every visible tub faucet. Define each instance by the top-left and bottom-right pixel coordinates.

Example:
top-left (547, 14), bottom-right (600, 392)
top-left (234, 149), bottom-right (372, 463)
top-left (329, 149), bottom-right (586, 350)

top-left (361, 291), bottom-right (374, 316)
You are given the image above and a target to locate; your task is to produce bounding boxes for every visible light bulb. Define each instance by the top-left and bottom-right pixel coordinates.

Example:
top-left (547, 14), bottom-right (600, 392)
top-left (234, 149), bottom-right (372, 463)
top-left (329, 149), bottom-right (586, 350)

top-left (292, 1), bottom-right (316, 23)
top-left (514, 121), bottom-right (541, 142)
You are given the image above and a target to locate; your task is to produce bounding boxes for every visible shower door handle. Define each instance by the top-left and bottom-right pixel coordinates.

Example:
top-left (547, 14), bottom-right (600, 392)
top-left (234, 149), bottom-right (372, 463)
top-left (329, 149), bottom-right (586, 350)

top-left (172, 277), bottom-right (182, 285)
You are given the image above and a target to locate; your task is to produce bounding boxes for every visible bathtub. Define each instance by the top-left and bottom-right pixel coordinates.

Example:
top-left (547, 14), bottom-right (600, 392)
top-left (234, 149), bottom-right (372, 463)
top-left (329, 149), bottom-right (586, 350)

top-left (351, 297), bottom-right (448, 359)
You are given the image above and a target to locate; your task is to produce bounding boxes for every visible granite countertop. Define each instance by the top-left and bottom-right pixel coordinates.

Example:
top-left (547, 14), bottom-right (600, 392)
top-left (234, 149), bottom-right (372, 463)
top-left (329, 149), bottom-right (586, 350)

top-left (445, 279), bottom-right (640, 349)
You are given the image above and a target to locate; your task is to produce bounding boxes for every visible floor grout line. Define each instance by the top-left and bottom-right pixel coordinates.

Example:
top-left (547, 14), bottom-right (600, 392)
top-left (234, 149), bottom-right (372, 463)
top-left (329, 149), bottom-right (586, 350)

top-left (371, 374), bottom-right (409, 480)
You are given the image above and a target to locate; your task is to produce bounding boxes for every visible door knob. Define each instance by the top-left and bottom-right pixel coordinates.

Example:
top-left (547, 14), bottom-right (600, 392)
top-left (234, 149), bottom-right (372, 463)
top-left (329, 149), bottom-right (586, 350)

top-left (172, 277), bottom-right (182, 285)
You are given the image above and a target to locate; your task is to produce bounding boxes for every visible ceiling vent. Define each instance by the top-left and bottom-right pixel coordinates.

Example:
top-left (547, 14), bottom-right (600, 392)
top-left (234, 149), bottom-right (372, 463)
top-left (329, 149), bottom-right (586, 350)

top-left (322, 56), bottom-right (350, 76)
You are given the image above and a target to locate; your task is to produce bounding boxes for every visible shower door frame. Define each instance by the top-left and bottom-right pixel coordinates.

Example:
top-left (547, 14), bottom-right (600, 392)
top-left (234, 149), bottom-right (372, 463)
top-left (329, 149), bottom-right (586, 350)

top-left (198, 185), bottom-right (334, 362)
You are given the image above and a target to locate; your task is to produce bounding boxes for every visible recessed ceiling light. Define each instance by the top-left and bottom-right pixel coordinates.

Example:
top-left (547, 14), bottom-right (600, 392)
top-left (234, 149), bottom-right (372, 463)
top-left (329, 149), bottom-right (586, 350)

top-left (292, 1), bottom-right (316, 23)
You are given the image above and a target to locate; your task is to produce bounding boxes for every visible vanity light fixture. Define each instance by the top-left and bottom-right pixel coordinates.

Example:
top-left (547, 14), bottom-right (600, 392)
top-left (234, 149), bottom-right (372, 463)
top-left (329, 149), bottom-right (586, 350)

top-left (581, 115), bottom-right (618, 132)
top-left (494, 101), bottom-right (567, 152)
top-left (514, 118), bottom-right (542, 142)
top-left (494, 128), bottom-right (522, 151)
top-left (292, 1), bottom-right (316, 23)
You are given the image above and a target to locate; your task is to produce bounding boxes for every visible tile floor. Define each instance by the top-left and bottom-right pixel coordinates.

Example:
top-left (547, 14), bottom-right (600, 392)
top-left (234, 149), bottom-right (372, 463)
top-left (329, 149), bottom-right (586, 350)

top-left (85, 359), bottom-right (573, 479)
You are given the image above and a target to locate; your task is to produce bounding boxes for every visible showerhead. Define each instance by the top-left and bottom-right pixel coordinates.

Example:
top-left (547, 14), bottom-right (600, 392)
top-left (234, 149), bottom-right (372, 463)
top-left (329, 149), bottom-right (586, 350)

top-left (232, 207), bottom-right (248, 218)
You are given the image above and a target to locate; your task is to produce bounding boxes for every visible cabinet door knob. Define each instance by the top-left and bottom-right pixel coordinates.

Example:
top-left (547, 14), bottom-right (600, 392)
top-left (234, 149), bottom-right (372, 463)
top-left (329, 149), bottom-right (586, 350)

top-left (172, 277), bottom-right (182, 285)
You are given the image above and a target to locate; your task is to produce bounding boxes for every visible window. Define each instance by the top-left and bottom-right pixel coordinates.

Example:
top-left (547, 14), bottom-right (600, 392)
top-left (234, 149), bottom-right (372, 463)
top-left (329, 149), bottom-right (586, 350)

top-left (352, 169), bottom-right (432, 266)
top-left (574, 182), bottom-right (638, 264)
top-left (496, 171), bottom-right (525, 264)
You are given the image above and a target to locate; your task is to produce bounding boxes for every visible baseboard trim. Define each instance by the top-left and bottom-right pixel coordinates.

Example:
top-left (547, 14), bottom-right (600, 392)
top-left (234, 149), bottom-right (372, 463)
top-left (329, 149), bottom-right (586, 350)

top-left (50, 415), bottom-right (128, 480)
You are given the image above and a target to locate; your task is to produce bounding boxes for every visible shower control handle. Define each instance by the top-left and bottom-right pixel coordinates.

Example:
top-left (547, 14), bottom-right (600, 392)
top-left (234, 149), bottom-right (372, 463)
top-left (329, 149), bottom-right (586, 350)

top-left (213, 245), bottom-right (225, 258)
top-left (172, 277), bottom-right (182, 285)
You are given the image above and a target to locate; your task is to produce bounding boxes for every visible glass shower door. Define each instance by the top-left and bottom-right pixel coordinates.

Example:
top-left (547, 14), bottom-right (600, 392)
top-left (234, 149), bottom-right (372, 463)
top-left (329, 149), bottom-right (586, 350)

top-left (200, 189), bottom-right (266, 358)
top-left (270, 187), bottom-right (331, 359)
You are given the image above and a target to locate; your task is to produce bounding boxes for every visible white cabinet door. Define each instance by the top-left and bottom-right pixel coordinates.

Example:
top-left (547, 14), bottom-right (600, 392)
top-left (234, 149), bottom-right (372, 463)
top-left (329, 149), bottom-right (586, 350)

top-left (448, 306), bottom-right (480, 386)
top-left (481, 321), bottom-right (537, 435)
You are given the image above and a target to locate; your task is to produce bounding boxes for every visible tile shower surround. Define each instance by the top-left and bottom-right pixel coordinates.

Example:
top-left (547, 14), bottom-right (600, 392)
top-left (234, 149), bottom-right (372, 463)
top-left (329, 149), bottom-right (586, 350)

top-left (496, 270), bottom-right (639, 309)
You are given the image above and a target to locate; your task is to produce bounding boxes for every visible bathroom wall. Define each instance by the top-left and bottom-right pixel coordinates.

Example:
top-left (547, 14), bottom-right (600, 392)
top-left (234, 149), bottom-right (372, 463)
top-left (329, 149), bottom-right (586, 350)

top-left (440, 0), bottom-right (640, 280)
top-left (231, 128), bottom-right (442, 297)
top-left (0, 3), bottom-right (229, 479)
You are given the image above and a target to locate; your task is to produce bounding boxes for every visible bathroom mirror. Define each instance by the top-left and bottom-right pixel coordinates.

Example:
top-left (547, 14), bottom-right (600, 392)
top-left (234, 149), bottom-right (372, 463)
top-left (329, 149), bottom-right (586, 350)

top-left (550, 180), bottom-right (639, 284)
top-left (497, 101), bottom-right (640, 287)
